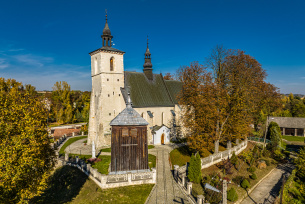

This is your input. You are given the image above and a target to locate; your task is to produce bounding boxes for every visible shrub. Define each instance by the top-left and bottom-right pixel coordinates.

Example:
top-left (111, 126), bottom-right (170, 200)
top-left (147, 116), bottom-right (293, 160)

top-left (274, 149), bottom-right (285, 161)
top-left (188, 153), bottom-right (202, 183)
top-left (227, 187), bottom-right (238, 202)
top-left (248, 166), bottom-right (256, 173)
top-left (283, 150), bottom-right (290, 158)
top-left (241, 179), bottom-right (250, 189)
top-left (232, 176), bottom-right (244, 185)
top-left (250, 173), bottom-right (257, 180)
top-left (230, 151), bottom-right (238, 166)
top-left (199, 148), bottom-right (211, 158)
top-left (265, 159), bottom-right (271, 166)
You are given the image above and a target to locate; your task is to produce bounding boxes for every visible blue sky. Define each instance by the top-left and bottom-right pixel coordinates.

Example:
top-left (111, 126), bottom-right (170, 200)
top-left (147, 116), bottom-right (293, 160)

top-left (1, 0), bottom-right (305, 94)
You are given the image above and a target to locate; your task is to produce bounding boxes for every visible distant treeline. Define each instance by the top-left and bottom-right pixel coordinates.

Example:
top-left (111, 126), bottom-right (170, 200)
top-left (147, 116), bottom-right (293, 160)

top-left (39, 81), bottom-right (90, 124)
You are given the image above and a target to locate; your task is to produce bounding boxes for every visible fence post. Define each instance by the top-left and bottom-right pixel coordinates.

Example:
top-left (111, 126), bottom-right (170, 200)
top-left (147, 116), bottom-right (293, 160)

top-left (197, 195), bottom-right (204, 204)
top-left (174, 165), bottom-right (179, 180)
top-left (65, 153), bottom-right (69, 161)
top-left (223, 180), bottom-right (227, 204)
top-left (187, 182), bottom-right (192, 195)
top-left (82, 131), bottom-right (84, 136)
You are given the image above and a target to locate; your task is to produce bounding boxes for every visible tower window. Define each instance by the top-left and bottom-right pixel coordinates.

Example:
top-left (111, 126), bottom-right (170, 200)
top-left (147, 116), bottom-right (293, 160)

top-left (108, 94), bottom-right (110, 97)
top-left (110, 57), bottom-right (114, 71)
top-left (117, 79), bottom-right (119, 81)
top-left (119, 94), bottom-right (120, 96)
top-left (109, 113), bottom-right (111, 116)
top-left (107, 78), bottom-right (109, 81)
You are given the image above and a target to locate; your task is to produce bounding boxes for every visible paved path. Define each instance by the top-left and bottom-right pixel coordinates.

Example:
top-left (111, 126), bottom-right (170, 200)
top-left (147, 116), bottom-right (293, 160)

top-left (146, 145), bottom-right (192, 204)
top-left (241, 163), bottom-right (294, 204)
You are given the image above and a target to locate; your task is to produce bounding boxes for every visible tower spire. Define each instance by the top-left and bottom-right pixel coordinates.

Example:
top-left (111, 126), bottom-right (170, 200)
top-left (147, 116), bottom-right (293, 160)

top-left (101, 10), bottom-right (113, 47)
top-left (143, 36), bottom-right (153, 80)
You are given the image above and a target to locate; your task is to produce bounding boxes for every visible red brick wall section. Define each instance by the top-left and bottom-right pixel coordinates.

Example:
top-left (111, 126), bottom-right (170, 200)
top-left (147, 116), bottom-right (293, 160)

top-left (53, 129), bottom-right (81, 139)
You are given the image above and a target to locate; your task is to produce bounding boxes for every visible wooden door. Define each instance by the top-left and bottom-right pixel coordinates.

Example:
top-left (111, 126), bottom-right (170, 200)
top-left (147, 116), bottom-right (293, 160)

top-left (161, 133), bottom-right (165, 145)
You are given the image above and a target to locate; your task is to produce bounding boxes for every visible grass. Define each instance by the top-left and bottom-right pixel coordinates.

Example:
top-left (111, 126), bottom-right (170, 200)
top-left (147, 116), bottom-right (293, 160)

top-left (283, 135), bottom-right (305, 142)
top-left (170, 146), bottom-right (192, 167)
top-left (148, 154), bottom-right (156, 170)
top-left (148, 145), bottom-right (155, 149)
top-left (100, 147), bottom-right (111, 152)
top-left (31, 166), bottom-right (154, 204)
top-left (59, 136), bottom-right (87, 155)
top-left (69, 154), bottom-right (111, 175)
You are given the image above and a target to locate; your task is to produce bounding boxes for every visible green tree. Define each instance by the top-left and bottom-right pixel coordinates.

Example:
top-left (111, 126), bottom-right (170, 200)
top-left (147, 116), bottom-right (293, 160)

top-left (188, 153), bottom-right (201, 183)
top-left (295, 148), bottom-right (305, 181)
top-left (188, 154), bottom-right (195, 182)
top-left (267, 121), bottom-right (282, 149)
top-left (0, 78), bottom-right (55, 203)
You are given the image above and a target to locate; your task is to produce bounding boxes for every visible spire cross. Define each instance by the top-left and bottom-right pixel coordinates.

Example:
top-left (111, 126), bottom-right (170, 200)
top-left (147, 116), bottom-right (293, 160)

top-left (105, 9), bottom-right (108, 21)
top-left (147, 35), bottom-right (149, 48)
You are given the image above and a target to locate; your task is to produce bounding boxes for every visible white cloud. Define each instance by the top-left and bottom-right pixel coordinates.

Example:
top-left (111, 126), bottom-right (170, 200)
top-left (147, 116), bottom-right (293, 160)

top-left (0, 58), bottom-right (9, 69)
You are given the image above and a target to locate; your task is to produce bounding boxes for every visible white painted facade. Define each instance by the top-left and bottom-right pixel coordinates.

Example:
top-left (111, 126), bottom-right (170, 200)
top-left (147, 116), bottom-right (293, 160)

top-left (153, 126), bottom-right (171, 145)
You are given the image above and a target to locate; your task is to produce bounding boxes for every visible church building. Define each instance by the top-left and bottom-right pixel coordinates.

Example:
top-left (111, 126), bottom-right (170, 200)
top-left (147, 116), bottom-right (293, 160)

top-left (87, 15), bottom-right (183, 148)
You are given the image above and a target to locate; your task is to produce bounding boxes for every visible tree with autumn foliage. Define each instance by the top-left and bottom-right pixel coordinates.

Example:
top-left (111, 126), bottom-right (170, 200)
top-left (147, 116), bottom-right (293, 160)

top-left (0, 78), bottom-right (55, 203)
top-left (163, 72), bottom-right (174, 80)
top-left (178, 46), bottom-right (281, 154)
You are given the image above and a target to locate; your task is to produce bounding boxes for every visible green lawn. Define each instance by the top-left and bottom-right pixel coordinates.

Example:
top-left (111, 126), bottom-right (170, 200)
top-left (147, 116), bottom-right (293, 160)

top-left (148, 154), bottom-right (156, 170)
top-left (148, 145), bottom-right (155, 149)
top-left (59, 136), bottom-right (87, 155)
top-left (170, 146), bottom-right (192, 167)
top-left (31, 166), bottom-right (154, 204)
top-left (69, 154), bottom-right (111, 175)
top-left (100, 147), bottom-right (111, 152)
top-left (283, 135), bottom-right (305, 142)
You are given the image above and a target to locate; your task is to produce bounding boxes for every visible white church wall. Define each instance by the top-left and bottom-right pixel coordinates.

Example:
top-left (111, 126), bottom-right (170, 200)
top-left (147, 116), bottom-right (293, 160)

top-left (153, 126), bottom-right (170, 145)
top-left (88, 51), bottom-right (125, 148)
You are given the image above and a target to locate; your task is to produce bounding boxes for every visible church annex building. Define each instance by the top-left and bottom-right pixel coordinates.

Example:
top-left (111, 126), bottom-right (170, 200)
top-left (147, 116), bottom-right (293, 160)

top-left (87, 15), bottom-right (183, 148)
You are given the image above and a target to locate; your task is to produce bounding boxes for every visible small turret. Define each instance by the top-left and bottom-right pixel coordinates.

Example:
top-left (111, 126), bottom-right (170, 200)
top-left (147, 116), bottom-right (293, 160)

top-left (143, 36), bottom-right (153, 80)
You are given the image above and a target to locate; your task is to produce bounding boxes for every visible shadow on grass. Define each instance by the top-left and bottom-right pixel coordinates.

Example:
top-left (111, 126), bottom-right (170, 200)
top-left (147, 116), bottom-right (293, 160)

top-left (31, 166), bottom-right (88, 204)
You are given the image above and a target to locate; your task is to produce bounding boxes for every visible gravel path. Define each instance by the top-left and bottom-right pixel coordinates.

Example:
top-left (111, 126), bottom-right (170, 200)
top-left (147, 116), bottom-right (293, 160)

top-left (240, 163), bottom-right (294, 204)
top-left (146, 145), bottom-right (192, 204)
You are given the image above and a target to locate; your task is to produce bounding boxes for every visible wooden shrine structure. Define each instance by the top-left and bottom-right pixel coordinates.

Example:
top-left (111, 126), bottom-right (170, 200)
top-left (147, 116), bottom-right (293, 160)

top-left (109, 94), bottom-right (149, 172)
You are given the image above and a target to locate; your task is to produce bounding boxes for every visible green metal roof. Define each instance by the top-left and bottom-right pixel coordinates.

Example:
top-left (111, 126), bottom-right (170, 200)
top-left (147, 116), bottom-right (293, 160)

top-left (164, 80), bottom-right (183, 104)
top-left (123, 72), bottom-right (182, 108)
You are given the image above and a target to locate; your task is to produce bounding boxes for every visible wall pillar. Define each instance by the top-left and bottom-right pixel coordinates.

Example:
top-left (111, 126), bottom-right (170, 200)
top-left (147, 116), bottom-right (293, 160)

top-left (187, 182), bottom-right (192, 195)
top-left (182, 176), bottom-right (185, 187)
top-left (295, 128), bottom-right (297, 136)
top-left (197, 195), bottom-right (205, 204)
top-left (283, 128), bottom-right (285, 136)
top-left (214, 140), bottom-right (219, 154)
top-left (227, 141), bottom-right (232, 149)
top-left (65, 153), bottom-right (69, 161)
top-left (236, 139), bottom-right (239, 145)
top-left (82, 131), bottom-right (84, 136)
top-left (174, 165), bottom-right (179, 180)
top-left (223, 180), bottom-right (227, 204)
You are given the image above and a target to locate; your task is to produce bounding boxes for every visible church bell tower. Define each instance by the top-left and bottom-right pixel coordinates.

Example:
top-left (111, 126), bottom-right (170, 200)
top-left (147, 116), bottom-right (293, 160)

top-left (88, 12), bottom-right (125, 148)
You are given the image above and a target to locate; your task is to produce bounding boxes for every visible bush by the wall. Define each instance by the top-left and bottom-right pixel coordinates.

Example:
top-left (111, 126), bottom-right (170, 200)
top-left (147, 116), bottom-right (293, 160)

top-left (241, 179), bottom-right (250, 189)
top-left (264, 159), bottom-right (271, 166)
top-left (227, 187), bottom-right (238, 202)
top-left (250, 173), bottom-right (257, 180)
top-left (248, 166), bottom-right (256, 173)
top-left (232, 176), bottom-right (244, 185)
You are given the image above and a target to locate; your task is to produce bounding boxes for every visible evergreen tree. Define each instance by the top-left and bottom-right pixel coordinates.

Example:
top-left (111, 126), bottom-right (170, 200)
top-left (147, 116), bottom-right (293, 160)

top-left (267, 121), bottom-right (282, 149)
top-left (194, 153), bottom-right (202, 183)
top-left (188, 154), bottom-right (195, 182)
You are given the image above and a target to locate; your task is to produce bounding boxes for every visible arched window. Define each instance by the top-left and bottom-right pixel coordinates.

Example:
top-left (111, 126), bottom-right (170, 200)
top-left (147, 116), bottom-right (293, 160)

top-left (110, 57), bottom-right (114, 71)
top-left (94, 57), bottom-right (98, 74)
top-left (161, 112), bottom-right (164, 125)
